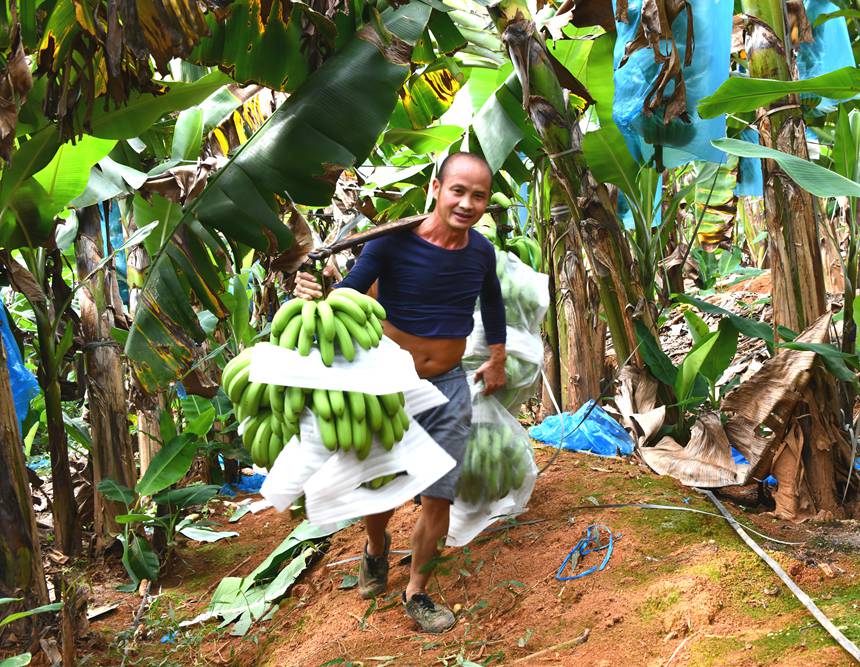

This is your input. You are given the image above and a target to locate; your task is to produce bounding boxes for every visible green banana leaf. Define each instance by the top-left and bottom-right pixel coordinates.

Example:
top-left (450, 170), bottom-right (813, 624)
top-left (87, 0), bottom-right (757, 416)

top-left (582, 125), bottom-right (639, 200)
top-left (189, 0), bottom-right (341, 91)
top-left (0, 72), bottom-right (230, 249)
top-left (712, 138), bottom-right (860, 198)
top-left (126, 10), bottom-right (425, 392)
top-left (698, 67), bottom-right (860, 119)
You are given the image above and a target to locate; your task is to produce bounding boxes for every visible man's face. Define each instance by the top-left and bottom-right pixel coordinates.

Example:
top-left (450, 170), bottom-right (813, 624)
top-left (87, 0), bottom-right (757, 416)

top-left (431, 158), bottom-right (491, 232)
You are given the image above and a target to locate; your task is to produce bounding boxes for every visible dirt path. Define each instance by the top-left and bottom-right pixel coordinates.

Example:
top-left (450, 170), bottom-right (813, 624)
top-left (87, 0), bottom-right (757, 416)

top-left (84, 450), bottom-right (860, 666)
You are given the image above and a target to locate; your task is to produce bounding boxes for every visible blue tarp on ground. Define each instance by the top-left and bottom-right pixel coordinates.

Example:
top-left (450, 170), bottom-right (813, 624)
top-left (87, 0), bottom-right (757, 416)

top-left (529, 400), bottom-right (635, 457)
top-left (220, 472), bottom-right (266, 496)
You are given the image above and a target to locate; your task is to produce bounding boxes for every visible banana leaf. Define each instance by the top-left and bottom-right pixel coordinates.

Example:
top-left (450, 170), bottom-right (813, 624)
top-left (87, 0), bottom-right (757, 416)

top-left (126, 10), bottom-right (424, 392)
top-left (698, 67), bottom-right (860, 119)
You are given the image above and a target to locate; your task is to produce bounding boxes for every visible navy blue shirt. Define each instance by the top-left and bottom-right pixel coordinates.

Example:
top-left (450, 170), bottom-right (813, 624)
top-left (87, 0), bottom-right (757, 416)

top-left (338, 229), bottom-right (506, 344)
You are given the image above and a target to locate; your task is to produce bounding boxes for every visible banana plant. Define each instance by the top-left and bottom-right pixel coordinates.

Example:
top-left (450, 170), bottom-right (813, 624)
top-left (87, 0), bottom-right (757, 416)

top-left (125, 2), bottom-right (437, 392)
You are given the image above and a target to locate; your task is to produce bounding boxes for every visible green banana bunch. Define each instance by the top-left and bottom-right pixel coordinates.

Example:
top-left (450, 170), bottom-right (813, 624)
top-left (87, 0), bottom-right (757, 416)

top-left (495, 249), bottom-right (544, 331)
top-left (506, 236), bottom-right (542, 272)
top-left (309, 388), bottom-right (410, 458)
top-left (269, 288), bottom-right (386, 366)
top-left (222, 352), bottom-right (305, 468)
top-left (362, 472), bottom-right (399, 490)
top-left (456, 423), bottom-right (531, 504)
top-left (241, 409), bottom-right (299, 470)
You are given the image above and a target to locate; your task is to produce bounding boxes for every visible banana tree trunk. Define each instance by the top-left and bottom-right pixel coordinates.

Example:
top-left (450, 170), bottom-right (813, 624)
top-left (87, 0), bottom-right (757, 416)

top-left (740, 0), bottom-right (845, 518)
top-left (35, 310), bottom-right (82, 557)
top-left (0, 336), bottom-right (49, 642)
top-left (557, 213), bottom-right (603, 408)
top-left (126, 215), bottom-right (164, 478)
top-left (488, 0), bottom-right (651, 370)
top-left (75, 205), bottom-right (136, 551)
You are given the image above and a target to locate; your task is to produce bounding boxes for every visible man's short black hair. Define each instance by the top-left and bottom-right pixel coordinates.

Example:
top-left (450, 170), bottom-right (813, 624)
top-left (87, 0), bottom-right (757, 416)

top-left (437, 151), bottom-right (493, 185)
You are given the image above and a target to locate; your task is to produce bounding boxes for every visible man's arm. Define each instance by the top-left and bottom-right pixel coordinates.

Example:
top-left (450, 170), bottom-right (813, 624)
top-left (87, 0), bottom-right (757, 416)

top-left (474, 250), bottom-right (507, 395)
top-left (294, 239), bottom-right (386, 300)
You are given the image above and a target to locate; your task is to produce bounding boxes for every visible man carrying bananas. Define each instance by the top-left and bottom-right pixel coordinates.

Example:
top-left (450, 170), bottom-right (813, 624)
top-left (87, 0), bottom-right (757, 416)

top-left (294, 152), bottom-right (506, 633)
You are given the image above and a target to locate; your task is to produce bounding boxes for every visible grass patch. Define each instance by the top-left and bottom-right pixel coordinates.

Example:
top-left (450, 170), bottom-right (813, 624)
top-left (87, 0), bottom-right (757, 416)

top-left (639, 589), bottom-right (681, 621)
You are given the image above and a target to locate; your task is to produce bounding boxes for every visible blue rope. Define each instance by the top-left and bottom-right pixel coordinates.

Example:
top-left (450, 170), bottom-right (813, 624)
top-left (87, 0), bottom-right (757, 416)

top-left (555, 524), bottom-right (618, 581)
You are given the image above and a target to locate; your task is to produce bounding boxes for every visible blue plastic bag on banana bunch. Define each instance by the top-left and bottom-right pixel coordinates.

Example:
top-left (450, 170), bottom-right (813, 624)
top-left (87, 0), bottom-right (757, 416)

top-left (611, 0), bottom-right (733, 168)
top-left (0, 303), bottom-right (39, 429)
top-left (797, 0), bottom-right (858, 113)
top-left (465, 248), bottom-right (549, 413)
top-left (447, 392), bottom-right (538, 547)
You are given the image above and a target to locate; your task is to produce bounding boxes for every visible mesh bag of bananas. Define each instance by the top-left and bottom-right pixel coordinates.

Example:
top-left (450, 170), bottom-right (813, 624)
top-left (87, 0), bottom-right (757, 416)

top-left (447, 393), bottom-right (538, 546)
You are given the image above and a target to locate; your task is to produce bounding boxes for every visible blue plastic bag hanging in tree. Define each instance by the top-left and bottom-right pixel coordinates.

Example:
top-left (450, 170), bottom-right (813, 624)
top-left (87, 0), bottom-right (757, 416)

top-left (529, 400), bottom-right (634, 457)
top-left (797, 0), bottom-right (858, 113)
top-left (100, 201), bottom-right (129, 304)
top-left (0, 304), bottom-right (40, 427)
top-left (611, 0), bottom-right (733, 169)
top-left (734, 128), bottom-right (764, 197)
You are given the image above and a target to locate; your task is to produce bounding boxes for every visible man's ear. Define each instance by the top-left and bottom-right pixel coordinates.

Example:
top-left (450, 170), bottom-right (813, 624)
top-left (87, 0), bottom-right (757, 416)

top-left (430, 177), bottom-right (441, 198)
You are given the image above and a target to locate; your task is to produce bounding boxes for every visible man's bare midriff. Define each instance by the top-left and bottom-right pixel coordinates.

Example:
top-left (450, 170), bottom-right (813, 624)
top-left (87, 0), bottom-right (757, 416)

top-left (382, 320), bottom-right (466, 379)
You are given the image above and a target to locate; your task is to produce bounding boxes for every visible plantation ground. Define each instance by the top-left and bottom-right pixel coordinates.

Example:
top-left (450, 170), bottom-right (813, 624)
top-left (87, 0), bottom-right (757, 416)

top-left (72, 446), bottom-right (860, 667)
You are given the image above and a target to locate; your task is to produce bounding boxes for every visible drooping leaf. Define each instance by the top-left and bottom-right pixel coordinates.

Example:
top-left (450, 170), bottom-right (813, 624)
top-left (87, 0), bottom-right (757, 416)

top-left (428, 9), bottom-right (466, 53)
top-left (97, 478), bottom-right (135, 506)
top-left (120, 534), bottom-right (160, 584)
top-left (383, 125), bottom-right (463, 154)
top-left (85, 71), bottom-right (233, 140)
top-left (778, 341), bottom-right (860, 388)
top-left (153, 484), bottom-right (220, 509)
top-left (190, 1), bottom-right (317, 92)
top-left (698, 67), bottom-right (860, 118)
top-left (0, 653), bottom-right (33, 666)
top-left (712, 138), bottom-right (860, 199)
top-left (31, 135), bottom-right (116, 217)
top-left (473, 88), bottom-right (523, 173)
top-left (813, 9), bottom-right (860, 26)
top-left (0, 602), bottom-right (63, 629)
top-left (584, 32), bottom-right (615, 126)
top-left (63, 413), bottom-right (92, 451)
top-left (674, 293), bottom-right (778, 348)
top-left (136, 434), bottom-right (198, 497)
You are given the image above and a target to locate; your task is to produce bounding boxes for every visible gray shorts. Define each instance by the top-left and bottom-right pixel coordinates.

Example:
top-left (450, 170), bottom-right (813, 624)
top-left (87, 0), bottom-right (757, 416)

top-left (415, 365), bottom-right (472, 503)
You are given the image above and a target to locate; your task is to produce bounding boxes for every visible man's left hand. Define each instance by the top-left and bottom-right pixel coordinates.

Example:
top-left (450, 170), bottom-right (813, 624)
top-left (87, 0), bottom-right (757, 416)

top-left (474, 344), bottom-right (507, 395)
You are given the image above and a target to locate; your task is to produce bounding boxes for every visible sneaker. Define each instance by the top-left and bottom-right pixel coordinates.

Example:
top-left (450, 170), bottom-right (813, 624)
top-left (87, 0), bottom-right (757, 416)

top-left (358, 532), bottom-right (390, 599)
top-left (402, 592), bottom-right (456, 633)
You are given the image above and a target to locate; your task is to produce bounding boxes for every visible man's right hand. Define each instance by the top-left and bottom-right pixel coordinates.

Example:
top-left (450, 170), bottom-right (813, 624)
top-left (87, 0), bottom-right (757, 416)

top-left (294, 271), bottom-right (323, 300)
top-left (294, 265), bottom-right (339, 300)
